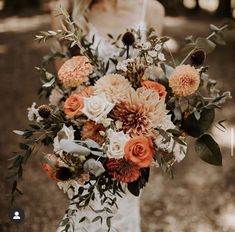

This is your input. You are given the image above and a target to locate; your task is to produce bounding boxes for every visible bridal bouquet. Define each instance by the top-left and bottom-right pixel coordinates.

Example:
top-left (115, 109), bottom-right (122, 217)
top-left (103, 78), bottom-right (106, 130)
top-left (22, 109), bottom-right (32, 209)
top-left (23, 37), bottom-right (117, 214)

top-left (9, 10), bottom-right (234, 231)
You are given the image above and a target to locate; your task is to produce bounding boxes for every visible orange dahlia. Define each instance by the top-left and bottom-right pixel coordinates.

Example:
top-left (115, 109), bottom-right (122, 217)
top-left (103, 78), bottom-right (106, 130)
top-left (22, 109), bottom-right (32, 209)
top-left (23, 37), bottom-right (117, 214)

top-left (112, 87), bottom-right (166, 137)
top-left (58, 56), bottom-right (93, 88)
top-left (169, 65), bottom-right (200, 96)
top-left (106, 158), bottom-right (140, 183)
top-left (81, 120), bottom-right (106, 145)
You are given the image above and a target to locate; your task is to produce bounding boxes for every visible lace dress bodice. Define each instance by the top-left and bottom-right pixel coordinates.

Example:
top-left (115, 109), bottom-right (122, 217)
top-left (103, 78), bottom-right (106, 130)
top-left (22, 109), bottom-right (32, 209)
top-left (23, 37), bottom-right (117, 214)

top-left (86, 0), bottom-right (148, 67)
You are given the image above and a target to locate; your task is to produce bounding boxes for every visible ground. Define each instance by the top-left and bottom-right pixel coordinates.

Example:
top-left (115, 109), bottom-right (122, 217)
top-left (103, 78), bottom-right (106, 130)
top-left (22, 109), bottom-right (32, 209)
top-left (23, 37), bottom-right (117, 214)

top-left (0, 11), bottom-right (235, 232)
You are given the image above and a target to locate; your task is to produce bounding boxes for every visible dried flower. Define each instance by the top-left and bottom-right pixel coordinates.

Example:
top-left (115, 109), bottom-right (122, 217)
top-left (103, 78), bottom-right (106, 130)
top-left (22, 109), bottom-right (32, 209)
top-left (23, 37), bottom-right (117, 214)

top-left (169, 65), bottom-right (200, 96)
top-left (106, 158), bottom-right (140, 183)
top-left (122, 32), bottom-right (135, 46)
top-left (38, 105), bottom-right (52, 119)
top-left (81, 120), bottom-right (105, 145)
top-left (95, 74), bottom-right (132, 103)
top-left (190, 49), bottom-right (206, 66)
top-left (58, 56), bottom-right (93, 88)
top-left (55, 167), bottom-right (73, 181)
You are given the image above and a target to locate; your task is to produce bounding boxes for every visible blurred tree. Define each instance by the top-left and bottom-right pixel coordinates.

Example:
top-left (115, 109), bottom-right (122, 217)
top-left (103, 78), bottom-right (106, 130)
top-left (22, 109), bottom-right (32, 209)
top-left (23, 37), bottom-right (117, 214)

top-left (4, 0), bottom-right (40, 11)
top-left (217, 0), bottom-right (232, 17)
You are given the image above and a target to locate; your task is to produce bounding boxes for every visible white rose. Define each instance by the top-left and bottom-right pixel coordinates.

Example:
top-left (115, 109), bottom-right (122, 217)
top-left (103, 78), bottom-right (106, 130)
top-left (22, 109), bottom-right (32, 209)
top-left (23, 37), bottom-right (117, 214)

top-left (107, 129), bottom-right (130, 159)
top-left (81, 93), bottom-right (114, 123)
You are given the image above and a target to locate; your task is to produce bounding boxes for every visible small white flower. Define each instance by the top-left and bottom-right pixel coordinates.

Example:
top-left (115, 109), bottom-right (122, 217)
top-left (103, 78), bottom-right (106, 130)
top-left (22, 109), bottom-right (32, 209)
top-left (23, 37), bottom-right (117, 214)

top-left (107, 129), bottom-right (130, 159)
top-left (146, 56), bottom-right (154, 64)
top-left (81, 93), bottom-right (114, 124)
top-left (27, 102), bottom-right (43, 122)
top-left (115, 120), bottom-right (123, 130)
top-left (142, 42), bottom-right (151, 50)
top-left (116, 58), bottom-right (134, 72)
top-left (99, 117), bottom-right (113, 127)
top-left (158, 53), bottom-right (166, 61)
top-left (84, 159), bottom-right (105, 177)
top-left (148, 50), bottom-right (158, 58)
top-left (155, 44), bottom-right (162, 51)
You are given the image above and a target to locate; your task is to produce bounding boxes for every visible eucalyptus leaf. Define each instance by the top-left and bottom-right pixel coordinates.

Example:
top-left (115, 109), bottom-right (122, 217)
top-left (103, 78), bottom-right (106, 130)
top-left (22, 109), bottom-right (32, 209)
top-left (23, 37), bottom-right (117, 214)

top-left (163, 64), bottom-right (174, 79)
top-left (182, 109), bottom-right (215, 137)
top-left (195, 38), bottom-right (216, 54)
top-left (195, 134), bottom-right (222, 166)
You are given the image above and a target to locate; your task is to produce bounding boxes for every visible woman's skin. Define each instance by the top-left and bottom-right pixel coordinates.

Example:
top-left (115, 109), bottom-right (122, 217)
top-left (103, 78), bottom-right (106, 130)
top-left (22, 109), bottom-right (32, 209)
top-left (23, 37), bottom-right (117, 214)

top-left (51, 0), bottom-right (165, 36)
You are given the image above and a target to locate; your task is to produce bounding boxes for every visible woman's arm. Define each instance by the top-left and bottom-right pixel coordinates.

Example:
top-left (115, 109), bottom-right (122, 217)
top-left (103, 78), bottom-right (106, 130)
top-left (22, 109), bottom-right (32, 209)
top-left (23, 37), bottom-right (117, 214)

top-left (146, 0), bottom-right (165, 35)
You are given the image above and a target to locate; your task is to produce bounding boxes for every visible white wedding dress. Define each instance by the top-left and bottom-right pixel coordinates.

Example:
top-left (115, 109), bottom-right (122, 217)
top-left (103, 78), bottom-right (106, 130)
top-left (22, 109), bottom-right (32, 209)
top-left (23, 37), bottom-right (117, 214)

top-left (56, 1), bottom-right (156, 231)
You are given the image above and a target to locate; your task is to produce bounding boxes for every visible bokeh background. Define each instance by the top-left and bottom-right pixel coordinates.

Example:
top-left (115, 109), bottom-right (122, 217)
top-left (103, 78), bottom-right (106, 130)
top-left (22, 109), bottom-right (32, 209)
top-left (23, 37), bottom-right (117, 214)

top-left (0, 0), bottom-right (235, 231)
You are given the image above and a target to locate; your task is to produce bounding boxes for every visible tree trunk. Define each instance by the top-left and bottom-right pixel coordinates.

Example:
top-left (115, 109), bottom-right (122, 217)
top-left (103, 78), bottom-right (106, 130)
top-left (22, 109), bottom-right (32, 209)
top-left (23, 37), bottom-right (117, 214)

top-left (217, 0), bottom-right (232, 17)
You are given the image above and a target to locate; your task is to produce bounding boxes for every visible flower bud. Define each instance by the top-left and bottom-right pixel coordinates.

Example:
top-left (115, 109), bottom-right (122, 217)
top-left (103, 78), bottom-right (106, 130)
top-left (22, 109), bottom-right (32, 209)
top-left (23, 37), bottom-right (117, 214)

top-left (38, 105), bottom-right (52, 119)
top-left (190, 50), bottom-right (206, 66)
top-left (55, 167), bottom-right (73, 181)
top-left (122, 32), bottom-right (135, 46)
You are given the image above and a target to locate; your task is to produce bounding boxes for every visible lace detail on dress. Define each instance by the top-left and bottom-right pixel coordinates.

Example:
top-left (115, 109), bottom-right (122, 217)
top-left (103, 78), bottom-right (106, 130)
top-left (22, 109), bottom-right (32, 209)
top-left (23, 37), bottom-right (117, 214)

top-left (86, 0), bottom-right (149, 71)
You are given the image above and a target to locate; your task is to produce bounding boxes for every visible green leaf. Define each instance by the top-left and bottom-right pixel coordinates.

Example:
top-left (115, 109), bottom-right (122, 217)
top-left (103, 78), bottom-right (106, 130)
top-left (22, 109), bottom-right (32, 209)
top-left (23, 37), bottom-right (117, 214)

top-left (92, 216), bottom-right (102, 223)
top-left (127, 168), bottom-right (150, 196)
top-left (213, 33), bottom-right (226, 46)
top-left (182, 109), bottom-right (215, 137)
top-left (210, 24), bottom-right (220, 32)
top-left (19, 143), bottom-right (29, 150)
top-left (79, 216), bottom-right (87, 223)
top-left (106, 216), bottom-right (112, 229)
top-left (195, 134), bottom-right (222, 166)
top-left (128, 180), bottom-right (140, 196)
top-left (195, 38), bottom-right (216, 54)
top-left (163, 64), bottom-right (174, 79)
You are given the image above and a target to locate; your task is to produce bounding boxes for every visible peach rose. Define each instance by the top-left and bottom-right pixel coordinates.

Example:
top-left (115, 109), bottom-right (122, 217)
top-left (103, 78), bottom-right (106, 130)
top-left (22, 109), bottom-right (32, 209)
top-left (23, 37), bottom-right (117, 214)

top-left (64, 94), bottom-right (84, 116)
top-left (124, 135), bottom-right (155, 168)
top-left (141, 80), bottom-right (166, 98)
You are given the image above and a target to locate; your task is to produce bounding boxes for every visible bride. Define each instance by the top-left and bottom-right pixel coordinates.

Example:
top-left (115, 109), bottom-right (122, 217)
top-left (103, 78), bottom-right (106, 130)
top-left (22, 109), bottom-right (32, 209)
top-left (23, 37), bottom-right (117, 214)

top-left (51, 0), bottom-right (165, 231)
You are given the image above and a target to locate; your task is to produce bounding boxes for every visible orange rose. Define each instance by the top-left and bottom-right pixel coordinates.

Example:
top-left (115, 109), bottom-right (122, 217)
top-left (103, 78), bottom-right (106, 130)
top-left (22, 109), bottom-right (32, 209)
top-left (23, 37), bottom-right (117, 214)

top-left (64, 94), bottom-right (84, 116)
top-left (141, 80), bottom-right (166, 98)
top-left (124, 136), bottom-right (155, 168)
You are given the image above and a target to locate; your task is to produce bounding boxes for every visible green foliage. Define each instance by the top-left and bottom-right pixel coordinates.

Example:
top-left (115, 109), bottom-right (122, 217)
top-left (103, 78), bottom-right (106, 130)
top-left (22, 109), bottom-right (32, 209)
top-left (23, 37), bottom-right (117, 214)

top-left (182, 109), bottom-right (215, 137)
top-left (128, 168), bottom-right (150, 196)
top-left (195, 134), bottom-right (222, 166)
